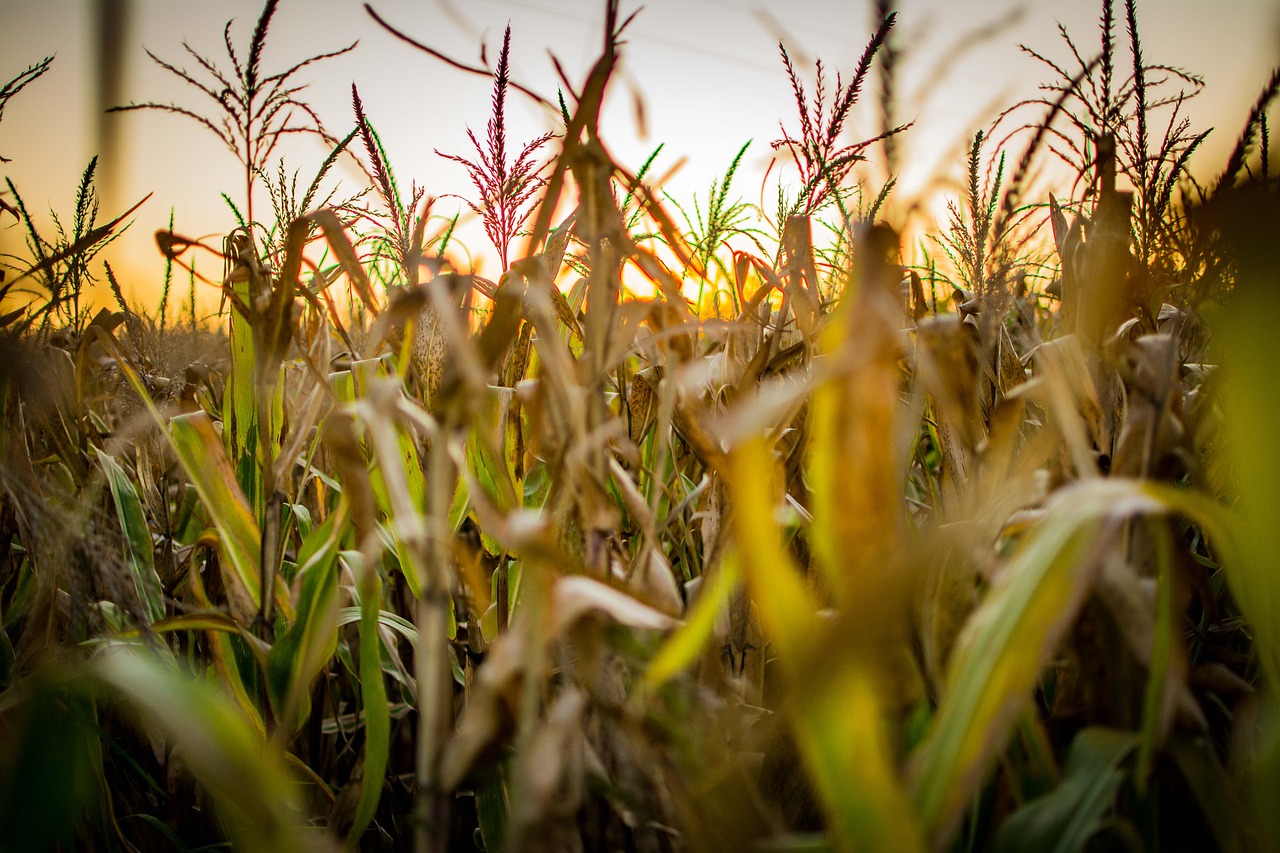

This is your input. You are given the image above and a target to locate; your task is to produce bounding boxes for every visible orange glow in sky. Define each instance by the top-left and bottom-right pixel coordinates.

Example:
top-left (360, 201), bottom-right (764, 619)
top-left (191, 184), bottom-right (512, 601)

top-left (1, 0), bottom-right (1277, 320)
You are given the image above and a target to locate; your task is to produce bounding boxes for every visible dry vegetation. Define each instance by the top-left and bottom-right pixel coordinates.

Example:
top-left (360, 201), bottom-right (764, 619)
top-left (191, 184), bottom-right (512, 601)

top-left (1, 0), bottom-right (1279, 850)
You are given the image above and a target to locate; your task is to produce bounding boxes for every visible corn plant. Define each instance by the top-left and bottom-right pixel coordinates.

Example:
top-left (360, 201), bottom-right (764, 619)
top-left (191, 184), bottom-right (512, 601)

top-left (436, 24), bottom-right (555, 274)
top-left (108, 0), bottom-right (354, 241)
top-left (0, 1), bottom-right (1278, 851)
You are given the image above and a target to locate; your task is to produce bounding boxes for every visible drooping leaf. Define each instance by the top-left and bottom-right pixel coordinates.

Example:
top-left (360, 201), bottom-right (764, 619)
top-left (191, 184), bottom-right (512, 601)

top-left (912, 485), bottom-right (1114, 845)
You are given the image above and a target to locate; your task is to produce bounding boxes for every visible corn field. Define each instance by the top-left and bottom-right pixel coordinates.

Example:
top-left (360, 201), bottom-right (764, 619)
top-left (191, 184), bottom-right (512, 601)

top-left (1, 0), bottom-right (1278, 850)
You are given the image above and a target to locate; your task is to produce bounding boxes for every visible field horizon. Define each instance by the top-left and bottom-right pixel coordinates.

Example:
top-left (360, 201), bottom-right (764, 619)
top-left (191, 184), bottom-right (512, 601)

top-left (0, 0), bottom-right (1276, 317)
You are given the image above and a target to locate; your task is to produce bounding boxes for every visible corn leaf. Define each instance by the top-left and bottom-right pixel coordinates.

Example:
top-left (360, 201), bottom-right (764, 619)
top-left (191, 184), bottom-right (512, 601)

top-left (790, 662), bottom-right (926, 853)
top-left (225, 272), bottom-right (259, 492)
top-left (338, 361), bottom-right (432, 600)
top-left (645, 550), bottom-right (740, 690)
top-left (912, 488), bottom-right (1106, 844)
top-left (912, 478), bottom-right (1235, 845)
top-left (725, 436), bottom-right (817, 667)
top-left (1166, 736), bottom-right (1249, 853)
top-left (336, 606), bottom-right (420, 645)
top-left (1211, 279), bottom-right (1280, 685)
top-left (344, 550), bottom-right (390, 849)
top-left (267, 502), bottom-right (348, 736)
top-left (96, 449), bottom-right (165, 623)
top-left (475, 768), bottom-right (510, 853)
top-left (994, 728), bottom-right (1136, 853)
top-left (170, 412), bottom-right (262, 624)
top-left (807, 225), bottom-right (907, 614)
top-left (727, 436), bottom-right (923, 851)
top-left (93, 644), bottom-right (323, 853)
top-left (0, 672), bottom-right (103, 851)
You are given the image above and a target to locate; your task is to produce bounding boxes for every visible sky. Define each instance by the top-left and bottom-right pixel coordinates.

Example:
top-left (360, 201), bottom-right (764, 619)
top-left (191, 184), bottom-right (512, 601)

top-left (1, 0), bottom-right (1277, 318)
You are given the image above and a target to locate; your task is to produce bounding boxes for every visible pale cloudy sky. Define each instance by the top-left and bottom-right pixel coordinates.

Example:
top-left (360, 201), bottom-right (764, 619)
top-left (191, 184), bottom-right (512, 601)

top-left (1, 0), bottom-right (1277, 315)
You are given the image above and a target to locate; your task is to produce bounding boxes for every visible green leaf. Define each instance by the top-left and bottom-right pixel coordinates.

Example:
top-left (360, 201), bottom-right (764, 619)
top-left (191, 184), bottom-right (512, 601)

top-left (146, 612), bottom-right (265, 648)
top-left (1136, 518), bottom-right (1175, 788)
top-left (1167, 736), bottom-right (1249, 853)
top-left (806, 223), bottom-right (907, 615)
top-left (994, 728), bottom-right (1137, 853)
top-left (337, 361), bottom-right (433, 600)
top-left (1201, 223), bottom-right (1280, 849)
top-left (790, 660), bottom-right (926, 853)
top-left (726, 436), bottom-right (924, 852)
top-left (912, 478), bottom-right (1238, 847)
top-left (912, 487), bottom-right (1108, 844)
top-left (474, 767), bottom-right (509, 853)
top-left (344, 551), bottom-right (390, 849)
top-left (1, 556), bottom-right (35, 632)
top-left (0, 627), bottom-right (13, 687)
top-left (169, 412), bottom-right (263, 624)
top-left (645, 550), bottom-right (739, 689)
top-left (0, 672), bottom-right (102, 851)
top-left (226, 272), bottom-right (257, 465)
top-left (267, 503), bottom-right (347, 735)
top-left (97, 449), bottom-right (165, 623)
top-left (336, 606), bottom-right (420, 646)
top-left (465, 386), bottom-right (523, 554)
top-left (468, 386), bottom-right (522, 506)
top-left (1211, 256), bottom-right (1280, 686)
top-left (725, 436), bottom-right (819, 666)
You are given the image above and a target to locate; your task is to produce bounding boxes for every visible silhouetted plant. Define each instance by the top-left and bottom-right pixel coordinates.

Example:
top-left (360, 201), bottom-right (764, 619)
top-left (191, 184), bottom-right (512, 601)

top-left (2, 158), bottom-right (146, 333)
top-left (0, 55), bottom-right (53, 164)
top-left (772, 14), bottom-right (908, 222)
top-left (666, 140), bottom-right (768, 311)
top-left (1002, 0), bottom-right (1208, 265)
top-left (1212, 66), bottom-right (1280, 199)
top-left (436, 24), bottom-right (554, 272)
top-left (109, 0), bottom-right (354, 245)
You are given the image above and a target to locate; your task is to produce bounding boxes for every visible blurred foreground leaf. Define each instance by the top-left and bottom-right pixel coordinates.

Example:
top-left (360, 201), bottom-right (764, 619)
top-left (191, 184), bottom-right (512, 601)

top-left (93, 645), bottom-right (328, 852)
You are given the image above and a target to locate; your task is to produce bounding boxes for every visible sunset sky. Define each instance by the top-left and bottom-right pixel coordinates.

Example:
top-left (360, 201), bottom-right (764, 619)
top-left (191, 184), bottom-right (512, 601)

top-left (1, 0), bottom-right (1277, 317)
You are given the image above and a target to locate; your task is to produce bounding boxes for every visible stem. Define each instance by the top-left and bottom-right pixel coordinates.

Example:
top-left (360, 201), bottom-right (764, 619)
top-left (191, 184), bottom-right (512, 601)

top-left (416, 420), bottom-right (454, 853)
